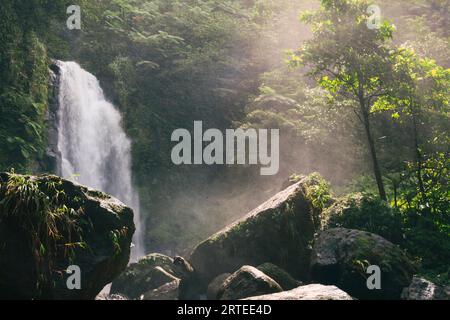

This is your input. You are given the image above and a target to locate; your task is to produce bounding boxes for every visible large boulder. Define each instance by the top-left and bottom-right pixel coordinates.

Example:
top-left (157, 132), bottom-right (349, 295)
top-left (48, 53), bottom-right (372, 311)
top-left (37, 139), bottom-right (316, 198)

top-left (110, 253), bottom-right (183, 299)
top-left (190, 176), bottom-right (327, 287)
top-left (257, 263), bottom-right (302, 291)
top-left (41, 61), bottom-right (62, 173)
top-left (244, 284), bottom-right (353, 300)
top-left (0, 173), bottom-right (135, 300)
top-left (321, 193), bottom-right (404, 244)
top-left (401, 276), bottom-right (449, 300)
top-left (217, 266), bottom-right (283, 300)
top-left (310, 228), bottom-right (416, 300)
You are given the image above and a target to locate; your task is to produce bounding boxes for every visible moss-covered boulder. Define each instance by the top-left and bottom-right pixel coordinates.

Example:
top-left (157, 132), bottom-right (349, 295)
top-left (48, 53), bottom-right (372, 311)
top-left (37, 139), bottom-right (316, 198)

top-left (244, 284), bottom-right (353, 300)
top-left (142, 280), bottom-right (180, 300)
top-left (217, 266), bottom-right (282, 300)
top-left (0, 172), bottom-right (135, 300)
top-left (321, 193), bottom-right (404, 244)
top-left (174, 256), bottom-right (202, 300)
top-left (190, 174), bottom-right (330, 287)
top-left (310, 228), bottom-right (416, 300)
top-left (257, 263), bottom-right (302, 290)
top-left (110, 253), bottom-right (183, 299)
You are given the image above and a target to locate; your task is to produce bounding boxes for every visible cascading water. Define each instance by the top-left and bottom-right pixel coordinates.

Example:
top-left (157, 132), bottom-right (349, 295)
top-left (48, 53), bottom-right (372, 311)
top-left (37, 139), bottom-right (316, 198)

top-left (56, 61), bottom-right (144, 261)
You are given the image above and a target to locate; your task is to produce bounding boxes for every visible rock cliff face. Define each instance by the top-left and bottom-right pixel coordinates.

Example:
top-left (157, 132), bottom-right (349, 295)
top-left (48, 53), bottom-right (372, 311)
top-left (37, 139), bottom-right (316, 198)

top-left (0, 172), bottom-right (135, 299)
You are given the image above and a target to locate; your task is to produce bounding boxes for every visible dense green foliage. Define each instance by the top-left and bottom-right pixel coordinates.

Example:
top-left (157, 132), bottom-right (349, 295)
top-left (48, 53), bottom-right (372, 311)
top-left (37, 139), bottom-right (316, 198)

top-left (0, 172), bottom-right (85, 293)
top-left (0, 1), bottom-right (69, 171)
top-left (0, 0), bottom-right (448, 282)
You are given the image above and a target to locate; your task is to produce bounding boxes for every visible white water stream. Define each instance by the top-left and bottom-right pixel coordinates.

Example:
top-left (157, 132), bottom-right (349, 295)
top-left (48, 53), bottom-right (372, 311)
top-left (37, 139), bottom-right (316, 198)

top-left (57, 61), bottom-right (144, 261)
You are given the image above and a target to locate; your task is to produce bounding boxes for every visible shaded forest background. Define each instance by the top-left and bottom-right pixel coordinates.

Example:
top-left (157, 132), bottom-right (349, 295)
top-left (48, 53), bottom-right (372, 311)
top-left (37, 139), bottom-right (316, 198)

top-left (0, 0), bottom-right (449, 283)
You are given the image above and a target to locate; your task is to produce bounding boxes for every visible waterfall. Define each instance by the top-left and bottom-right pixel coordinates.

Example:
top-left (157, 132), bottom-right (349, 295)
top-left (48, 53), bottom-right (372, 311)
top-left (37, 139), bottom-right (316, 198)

top-left (56, 61), bottom-right (144, 261)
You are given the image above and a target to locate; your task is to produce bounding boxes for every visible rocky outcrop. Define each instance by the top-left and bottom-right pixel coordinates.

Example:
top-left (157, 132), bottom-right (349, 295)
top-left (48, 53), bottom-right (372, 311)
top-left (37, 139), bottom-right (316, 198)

top-left (401, 276), bottom-right (449, 300)
top-left (110, 253), bottom-right (183, 299)
top-left (244, 284), bottom-right (353, 300)
top-left (190, 177), bottom-right (323, 287)
top-left (217, 266), bottom-right (283, 300)
top-left (310, 228), bottom-right (415, 300)
top-left (0, 172), bottom-right (135, 300)
top-left (257, 263), bottom-right (302, 291)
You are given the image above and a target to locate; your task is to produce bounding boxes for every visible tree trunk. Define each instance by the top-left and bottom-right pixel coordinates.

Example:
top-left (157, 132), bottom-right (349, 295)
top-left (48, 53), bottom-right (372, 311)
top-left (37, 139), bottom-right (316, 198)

top-left (411, 103), bottom-right (429, 215)
top-left (360, 99), bottom-right (387, 201)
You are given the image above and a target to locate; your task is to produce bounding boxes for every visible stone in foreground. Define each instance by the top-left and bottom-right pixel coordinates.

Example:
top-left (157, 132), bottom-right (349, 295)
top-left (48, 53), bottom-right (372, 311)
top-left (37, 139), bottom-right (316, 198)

top-left (401, 276), bottom-right (449, 300)
top-left (207, 273), bottom-right (232, 300)
top-left (141, 280), bottom-right (180, 300)
top-left (244, 284), bottom-right (353, 300)
top-left (218, 266), bottom-right (283, 300)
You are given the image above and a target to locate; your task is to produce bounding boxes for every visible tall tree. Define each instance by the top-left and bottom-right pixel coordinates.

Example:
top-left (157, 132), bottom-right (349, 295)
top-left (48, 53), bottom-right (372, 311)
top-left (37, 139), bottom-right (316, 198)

top-left (290, 0), bottom-right (398, 200)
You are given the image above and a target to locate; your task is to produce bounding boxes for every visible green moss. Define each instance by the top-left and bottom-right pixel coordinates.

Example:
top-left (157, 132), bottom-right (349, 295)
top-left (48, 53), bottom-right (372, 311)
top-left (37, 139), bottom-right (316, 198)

top-left (136, 253), bottom-right (184, 278)
top-left (322, 193), bottom-right (404, 244)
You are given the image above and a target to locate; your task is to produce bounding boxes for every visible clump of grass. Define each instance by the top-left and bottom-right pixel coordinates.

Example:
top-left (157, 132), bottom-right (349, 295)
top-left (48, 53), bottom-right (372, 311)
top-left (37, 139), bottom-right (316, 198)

top-left (0, 172), bottom-right (87, 292)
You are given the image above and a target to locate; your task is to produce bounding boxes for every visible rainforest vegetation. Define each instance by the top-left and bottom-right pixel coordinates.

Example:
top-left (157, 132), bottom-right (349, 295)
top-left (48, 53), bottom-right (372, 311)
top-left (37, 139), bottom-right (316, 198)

top-left (0, 0), bottom-right (449, 285)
